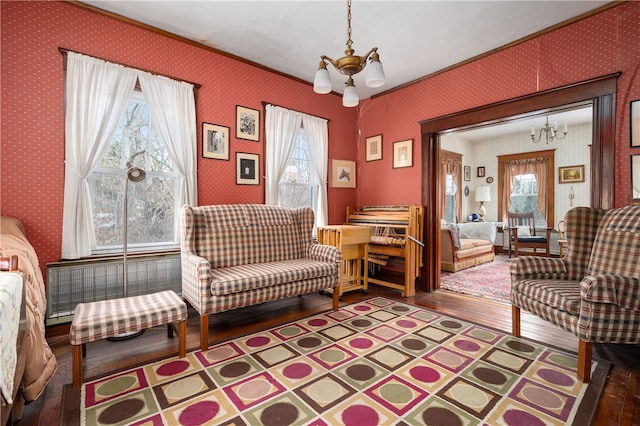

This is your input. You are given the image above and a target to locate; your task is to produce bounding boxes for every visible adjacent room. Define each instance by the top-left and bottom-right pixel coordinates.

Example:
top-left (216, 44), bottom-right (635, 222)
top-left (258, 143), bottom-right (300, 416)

top-left (2, 1), bottom-right (639, 424)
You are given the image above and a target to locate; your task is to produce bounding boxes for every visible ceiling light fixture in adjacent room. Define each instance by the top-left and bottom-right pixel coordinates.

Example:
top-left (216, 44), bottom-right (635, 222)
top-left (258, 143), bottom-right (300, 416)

top-left (531, 116), bottom-right (568, 144)
top-left (313, 0), bottom-right (385, 107)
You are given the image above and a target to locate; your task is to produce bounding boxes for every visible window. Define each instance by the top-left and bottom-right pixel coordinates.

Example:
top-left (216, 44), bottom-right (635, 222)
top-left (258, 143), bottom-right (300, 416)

top-left (443, 174), bottom-right (457, 223)
top-left (278, 128), bottom-right (317, 212)
top-left (509, 173), bottom-right (546, 227)
top-left (498, 149), bottom-right (554, 227)
top-left (89, 91), bottom-right (178, 253)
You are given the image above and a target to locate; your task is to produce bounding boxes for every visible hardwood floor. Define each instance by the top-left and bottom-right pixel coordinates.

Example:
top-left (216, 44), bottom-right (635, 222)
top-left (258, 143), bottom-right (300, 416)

top-left (17, 287), bottom-right (640, 425)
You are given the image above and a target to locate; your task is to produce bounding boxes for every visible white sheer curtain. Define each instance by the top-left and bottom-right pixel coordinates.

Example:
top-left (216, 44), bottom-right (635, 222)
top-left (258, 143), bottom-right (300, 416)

top-left (61, 52), bottom-right (137, 259)
top-left (301, 113), bottom-right (329, 227)
top-left (265, 105), bottom-right (302, 205)
top-left (138, 72), bottom-right (197, 242)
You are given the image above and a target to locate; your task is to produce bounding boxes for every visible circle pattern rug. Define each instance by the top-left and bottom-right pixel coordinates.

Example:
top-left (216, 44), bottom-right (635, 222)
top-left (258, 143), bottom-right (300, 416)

top-left (76, 297), bottom-right (607, 425)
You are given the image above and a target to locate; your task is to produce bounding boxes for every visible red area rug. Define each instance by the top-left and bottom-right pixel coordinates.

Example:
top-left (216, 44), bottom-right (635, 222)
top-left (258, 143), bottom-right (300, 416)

top-left (440, 254), bottom-right (512, 303)
top-left (61, 297), bottom-right (607, 425)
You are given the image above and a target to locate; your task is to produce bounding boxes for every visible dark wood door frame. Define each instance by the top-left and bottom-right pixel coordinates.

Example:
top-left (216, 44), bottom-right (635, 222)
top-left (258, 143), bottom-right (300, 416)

top-left (418, 73), bottom-right (619, 292)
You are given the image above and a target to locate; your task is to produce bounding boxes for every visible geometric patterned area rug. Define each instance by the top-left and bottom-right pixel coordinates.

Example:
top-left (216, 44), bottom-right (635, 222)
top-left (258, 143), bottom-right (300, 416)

top-left (62, 297), bottom-right (608, 425)
top-left (441, 254), bottom-right (513, 303)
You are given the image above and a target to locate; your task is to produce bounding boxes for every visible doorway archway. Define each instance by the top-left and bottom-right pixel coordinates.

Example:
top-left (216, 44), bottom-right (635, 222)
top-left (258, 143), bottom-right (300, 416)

top-left (419, 73), bottom-right (618, 292)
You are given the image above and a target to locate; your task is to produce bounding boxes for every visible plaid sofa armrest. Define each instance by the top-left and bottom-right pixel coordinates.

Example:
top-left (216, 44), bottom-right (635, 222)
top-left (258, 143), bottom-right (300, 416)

top-left (510, 256), bottom-right (568, 282)
top-left (307, 243), bottom-right (342, 264)
top-left (181, 253), bottom-right (212, 311)
top-left (581, 275), bottom-right (640, 311)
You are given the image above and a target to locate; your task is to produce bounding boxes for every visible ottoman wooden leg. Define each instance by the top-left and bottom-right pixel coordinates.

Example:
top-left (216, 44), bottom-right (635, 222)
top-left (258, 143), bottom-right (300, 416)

top-left (72, 345), bottom-right (83, 388)
top-left (178, 320), bottom-right (186, 358)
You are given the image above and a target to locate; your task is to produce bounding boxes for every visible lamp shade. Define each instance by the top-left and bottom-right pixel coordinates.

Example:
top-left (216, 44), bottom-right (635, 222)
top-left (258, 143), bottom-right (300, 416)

top-left (342, 84), bottom-right (359, 107)
top-left (365, 59), bottom-right (385, 88)
top-left (126, 162), bottom-right (146, 182)
top-left (475, 186), bottom-right (491, 202)
top-left (313, 67), bottom-right (332, 94)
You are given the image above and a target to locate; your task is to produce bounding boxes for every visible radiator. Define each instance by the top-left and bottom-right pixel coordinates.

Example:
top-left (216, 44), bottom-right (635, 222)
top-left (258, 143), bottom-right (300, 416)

top-left (46, 252), bottom-right (182, 325)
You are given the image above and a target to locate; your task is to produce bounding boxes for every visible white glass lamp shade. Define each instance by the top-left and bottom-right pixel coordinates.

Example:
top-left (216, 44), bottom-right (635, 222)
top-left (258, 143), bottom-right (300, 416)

top-left (474, 186), bottom-right (491, 202)
top-left (313, 67), bottom-right (332, 94)
top-left (342, 83), bottom-right (359, 107)
top-left (365, 59), bottom-right (385, 88)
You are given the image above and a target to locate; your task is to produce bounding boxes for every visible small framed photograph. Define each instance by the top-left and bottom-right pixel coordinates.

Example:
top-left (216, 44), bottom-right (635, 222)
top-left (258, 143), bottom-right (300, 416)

top-left (477, 166), bottom-right (485, 177)
top-left (631, 99), bottom-right (640, 147)
top-left (202, 122), bottom-right (229, 160)
top-left (236, 105), bottom-right (260, 141)
top-left (332, 159), bottom-right (356, 188)
top-left (558, 165), bottom-right (585, 184)
top-left (236, 152), bottom-right (260, 185)
top-left (365, 134), bottom-right (383, 161)
top-left (464, 166), bottom-right (471, 182)
top-left (393, 139), bottom-right (413, 169)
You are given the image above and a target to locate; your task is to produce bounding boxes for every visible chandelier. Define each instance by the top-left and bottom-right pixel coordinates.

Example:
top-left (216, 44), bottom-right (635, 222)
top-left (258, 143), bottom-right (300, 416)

top-left (530, 116), bottom-right (568, 144)
top-left (312, 0), bottom-right (385, 107)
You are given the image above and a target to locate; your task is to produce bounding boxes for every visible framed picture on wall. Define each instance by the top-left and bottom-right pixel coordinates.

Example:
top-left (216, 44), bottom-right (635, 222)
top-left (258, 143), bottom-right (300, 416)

top-left (202, 122), bottom-right (229, 160)
top-left (558, 165), bottom-right (585, 183)
top-left (331, 159), bottom-right (356, 188)
top-left (365, 134), bottom-right (383, 161)
top-left (477, 166), bottom-right (485, 177)
top-left (632, 99), bottom-right (640, 147)
top-left (393, 139), bottom-right (413, 168)
top-left (236, 105), bottom-right (260, 141)
top-left (236, 152), bottom-right (259, 185)
top-left (464, 166), bottom-right (471, 181)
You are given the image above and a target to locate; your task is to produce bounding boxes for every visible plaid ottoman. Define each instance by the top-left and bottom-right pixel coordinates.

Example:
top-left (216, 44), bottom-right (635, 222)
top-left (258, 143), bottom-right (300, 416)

top-left (69, 290), bottom-right (187, 387)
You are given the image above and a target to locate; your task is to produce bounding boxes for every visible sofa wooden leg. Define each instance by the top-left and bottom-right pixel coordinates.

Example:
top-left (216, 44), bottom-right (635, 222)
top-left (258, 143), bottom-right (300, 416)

top-left (200, 315), bottom-right (209, 352)
top-left (577, 339), bottom-right (592, 383)
top-left (332, 287), bottom-right (340, 311)
top-left (511, 305), bottom-right (521, 337)
top-left (178, 320), bottom-right (187, 358)
top-left (72, 344), bottom-right (83, 388)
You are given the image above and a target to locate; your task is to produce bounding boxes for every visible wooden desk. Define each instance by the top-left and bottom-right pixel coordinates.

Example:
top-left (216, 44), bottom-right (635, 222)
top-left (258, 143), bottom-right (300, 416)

top-left (317, 225), bottom-right (370, 297)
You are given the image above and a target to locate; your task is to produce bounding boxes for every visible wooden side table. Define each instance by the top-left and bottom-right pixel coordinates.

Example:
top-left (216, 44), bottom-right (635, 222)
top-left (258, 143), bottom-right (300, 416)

top-left (317, 225), bottom-right (370, 297)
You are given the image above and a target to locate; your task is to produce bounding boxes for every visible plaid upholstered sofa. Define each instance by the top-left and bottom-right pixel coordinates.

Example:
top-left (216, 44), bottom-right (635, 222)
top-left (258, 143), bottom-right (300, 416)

top-left (511, 205), bottom-right (640, 382)
top-left (181, 204), bottom-right (342, 351)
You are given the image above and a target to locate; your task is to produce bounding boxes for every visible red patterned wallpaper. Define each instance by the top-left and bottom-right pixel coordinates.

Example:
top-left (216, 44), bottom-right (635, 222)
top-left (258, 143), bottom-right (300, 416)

top-left (2, 1), bottom-right (639, 279)
top-left (1, 1), bottom-right (357, 271)
top-left (356, 2), bottom-right (640, 208)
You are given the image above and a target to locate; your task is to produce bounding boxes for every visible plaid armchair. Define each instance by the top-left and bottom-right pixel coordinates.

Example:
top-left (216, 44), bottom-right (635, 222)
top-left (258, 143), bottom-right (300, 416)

top-left (510, 205), bottom-right (640, 382)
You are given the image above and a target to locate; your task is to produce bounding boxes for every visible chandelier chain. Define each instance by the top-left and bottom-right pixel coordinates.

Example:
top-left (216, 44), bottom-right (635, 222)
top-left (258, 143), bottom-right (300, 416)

top-left (346, 0), bottom-right (353, 50)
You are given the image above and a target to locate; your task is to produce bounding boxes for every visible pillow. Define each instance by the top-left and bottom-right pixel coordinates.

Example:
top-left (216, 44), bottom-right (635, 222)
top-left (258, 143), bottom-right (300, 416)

top-left (447, 224), bottom-right (461, 249)
top-left (516, 225), bottom-right (531, 237)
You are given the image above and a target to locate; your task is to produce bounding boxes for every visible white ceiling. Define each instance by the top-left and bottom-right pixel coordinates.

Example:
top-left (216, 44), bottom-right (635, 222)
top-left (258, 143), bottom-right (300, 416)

top-left (80, 0), bottom-right (610, 102)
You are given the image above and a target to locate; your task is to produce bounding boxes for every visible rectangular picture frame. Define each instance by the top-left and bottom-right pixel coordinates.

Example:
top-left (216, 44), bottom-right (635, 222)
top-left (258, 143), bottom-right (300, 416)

top-left (331, 159), bottom-right (356, 188)
top-left (393, 139), bottom-right (413, 169)
top-left (236, 152), bottom-right (260, 185)
top-left (464, 166), bottom-right (471, 182)
top-left (558, 164), bottom-right (585, 184)
top-left (365, 134), bottom-right (383, 161)
top-left (631, 99), bottom-right (640, 147)
top-left (631, 154), bottom-right (640, 203)
top-left (202, 122), bottom-right (230, 160)
top-left (477, 166), bottom-right (485, 177)
top-left (236, 105), bottom-right (260, 141)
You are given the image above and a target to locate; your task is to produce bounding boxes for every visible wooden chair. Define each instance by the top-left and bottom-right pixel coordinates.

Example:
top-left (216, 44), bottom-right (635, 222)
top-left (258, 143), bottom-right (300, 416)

top-left (557, 220), bottom-right (567, 257)
top-left (0, 255), bottom-right (19, 271)
top-left (507, 211), bottom-right (551, 257)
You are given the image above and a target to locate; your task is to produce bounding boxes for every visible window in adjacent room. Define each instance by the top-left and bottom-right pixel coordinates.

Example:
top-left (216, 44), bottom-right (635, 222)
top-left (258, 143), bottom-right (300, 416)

top-left (440, 149), bottom-right (462, 223)
top-left (89, 91), bottom-right (178, 254)
top-left (498, 149), bottom-right (554, 227)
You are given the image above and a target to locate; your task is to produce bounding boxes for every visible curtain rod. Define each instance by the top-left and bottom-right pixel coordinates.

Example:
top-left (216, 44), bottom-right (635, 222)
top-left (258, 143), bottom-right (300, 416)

top-left (58, 47), bottom-right (201, 89)
top-left (261, 101), bottom-right (330, 123)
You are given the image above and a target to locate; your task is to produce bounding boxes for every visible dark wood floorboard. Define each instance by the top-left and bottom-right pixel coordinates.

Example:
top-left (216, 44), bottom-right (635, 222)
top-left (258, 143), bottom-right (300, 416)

top-left (15, 286), bottom-right (640, 425)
